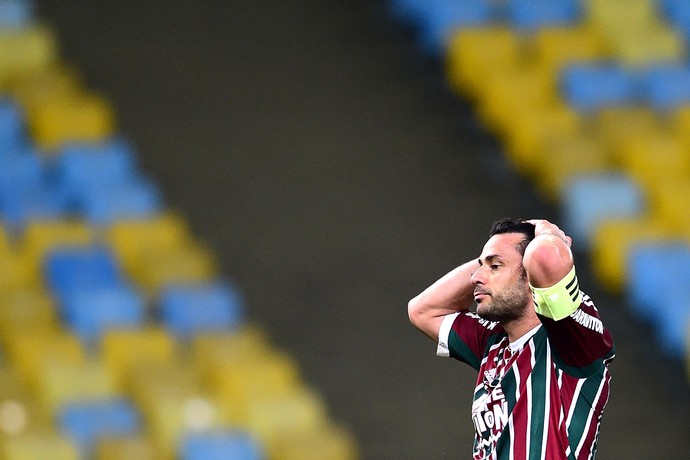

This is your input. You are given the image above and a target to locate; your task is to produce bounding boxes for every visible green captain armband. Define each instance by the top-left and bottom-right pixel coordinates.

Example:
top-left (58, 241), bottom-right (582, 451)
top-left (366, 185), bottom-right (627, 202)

top-left (529, 266), bottom-right (582, 321)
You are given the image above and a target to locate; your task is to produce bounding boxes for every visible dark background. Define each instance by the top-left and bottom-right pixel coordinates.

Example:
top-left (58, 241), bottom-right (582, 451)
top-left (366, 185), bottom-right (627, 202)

top-left (34, 1), bottom-right (689, 458)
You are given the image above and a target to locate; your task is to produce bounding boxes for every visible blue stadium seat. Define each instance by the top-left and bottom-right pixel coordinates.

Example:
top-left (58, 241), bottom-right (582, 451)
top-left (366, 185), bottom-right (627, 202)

top-left (560, 173), bottom-right (645, 250)
top-left (58, 397), bottom-right (141, 456)
top-left (78, 178), bottom-right (162, 226)
top-left (654, 286), bottom-right (690, 359)
top-left (389, 0), bottom-right (494, 56)
top-left (627, 241), bottom-right (690, 321)
top-left (643, 64), bottom-right (690, 111)
top-left (660, 0), bottom-right (690, 40)
top-left (0, 182), bottom-right (69, 229)
top-left (52, 137), bottom-right (138, 203)
top-left (506, 0), bottom-right (582, 31)
top-left (0, 0), bottom-right (34, 30)
top-left (560, 64), bottom-right (641, 113)
top-left (0, 97), bottom-right (28, 151)
top-left (180, 430), bottom-right (265, 460)
top-left (60, 284), bottom-right (146, 343)
top-left (159, 280), bottom-right (245, 340)
top-left (43, 245), bottom-right (124, 300)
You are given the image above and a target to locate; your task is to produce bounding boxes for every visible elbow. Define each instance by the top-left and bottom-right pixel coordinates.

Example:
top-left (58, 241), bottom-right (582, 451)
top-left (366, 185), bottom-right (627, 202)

top-left (524, 239), bottom-right (573, 287)
top-left (407, 295), bottom-right (427, 328)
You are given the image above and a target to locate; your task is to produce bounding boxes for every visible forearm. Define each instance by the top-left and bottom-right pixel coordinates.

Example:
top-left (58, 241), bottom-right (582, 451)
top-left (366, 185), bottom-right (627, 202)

top-left (408, 259), bottom-right (479, 341)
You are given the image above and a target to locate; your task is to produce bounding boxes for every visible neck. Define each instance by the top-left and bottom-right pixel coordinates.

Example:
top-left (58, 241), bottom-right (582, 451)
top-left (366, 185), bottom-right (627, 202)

top-left (502, 314), bottom-right (541, 343)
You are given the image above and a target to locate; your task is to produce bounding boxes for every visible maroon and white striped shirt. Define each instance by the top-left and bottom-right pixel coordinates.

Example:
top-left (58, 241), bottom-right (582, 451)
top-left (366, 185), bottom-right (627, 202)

top-left (437, 292), bottom-right (615, 459)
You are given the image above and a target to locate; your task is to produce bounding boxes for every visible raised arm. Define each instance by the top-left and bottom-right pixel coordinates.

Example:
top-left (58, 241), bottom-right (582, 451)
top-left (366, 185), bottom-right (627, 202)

top-left (408, 259), bottom-right (480, 342)
top-left (523, 219), bottom-right (574, 289)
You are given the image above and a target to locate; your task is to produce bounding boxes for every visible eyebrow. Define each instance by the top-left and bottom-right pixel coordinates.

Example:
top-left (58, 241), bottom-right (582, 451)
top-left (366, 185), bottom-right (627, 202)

top-left (477, 254), bottom-right (502, 266)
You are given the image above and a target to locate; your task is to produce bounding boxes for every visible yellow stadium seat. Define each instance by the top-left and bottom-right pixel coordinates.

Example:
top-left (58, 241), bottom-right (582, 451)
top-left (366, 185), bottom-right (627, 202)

top-left (37, 359), bottom-right (119, 412)
top-left (101, 328), bottom-right (177, 385)
top-left (590, 216), bottom-right (671, 293)
top-left (5, 65), bottom-right (82, 116)
top-left (210, 352), bottom-right (302, 424)
top-left (0, 288), bottom-right (57, 340)
top-left (615, 132), bottom-right (690, 190)
top-left (533, 132), bottom-right (611, 202)
top-left (445, 26), bottom-right (522, 98)
top-left (244, 387), bottom-right (330, 453)
top-left (0, 369), bottom-right (51, 438)
top-left (0, 250), bottom-right (40, 294)
top-left (270, 423), bottom-right (359, 460)
top-left (192, 324), bottom-right (272, 377)
top-left (477, 65), bottom-right (558, 134)
top-left (18, 219), bottom-right (94, 271)
top-left (96, 436), bottom-right (160, 460)
top-left (532, 25), bottom-right (607, 76)
top-left (611, 26), bottom-right (686, 66)
top-left (594, 108), bottom-right (664, 153)
top-left (0, 24), bottom-right (58, 85)
top-left (586, 0), bottom-right (659, 31)
top-left (645, 179), bottom-right (690, 236)
top-left (0, 432), bottom-right (79, 460)
top-left (670, 105), bottom-right (690, 145)
top-left (28, 92), bottom-right (115, 150)
top-left (128, 242), bottom-right (218, 295)
top-left (502, 103), bottom-right (582, 176)
top-left (125, 362), bottom-right (223, 459)
top-left (4, 331), bottom-right (85, 388)
top-left (106, 212), bottom-right (191, 272)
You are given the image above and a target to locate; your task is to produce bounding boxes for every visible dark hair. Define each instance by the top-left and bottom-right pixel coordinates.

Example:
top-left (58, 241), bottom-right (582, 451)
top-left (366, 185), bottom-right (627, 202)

top-left (489, 218), bottom-right (535, 256)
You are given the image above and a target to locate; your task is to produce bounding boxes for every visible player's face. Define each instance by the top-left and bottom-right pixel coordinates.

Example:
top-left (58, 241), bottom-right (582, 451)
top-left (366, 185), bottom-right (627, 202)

top-left (471, 233), bottom-right (531, 322)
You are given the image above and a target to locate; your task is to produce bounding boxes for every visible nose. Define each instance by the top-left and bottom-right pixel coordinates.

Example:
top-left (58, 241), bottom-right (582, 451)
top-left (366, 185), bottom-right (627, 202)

top-left (470, 265), bottom-right (485, 285)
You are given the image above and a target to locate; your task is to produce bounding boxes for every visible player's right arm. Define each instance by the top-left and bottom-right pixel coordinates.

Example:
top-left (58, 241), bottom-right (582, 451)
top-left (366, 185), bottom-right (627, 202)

top-left (407, 259), bottom-right (480, 342)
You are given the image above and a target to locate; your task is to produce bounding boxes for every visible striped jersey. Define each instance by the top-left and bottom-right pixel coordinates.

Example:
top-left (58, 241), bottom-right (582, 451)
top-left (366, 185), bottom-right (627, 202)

top-left (437, 292), bottom-right (615, 459)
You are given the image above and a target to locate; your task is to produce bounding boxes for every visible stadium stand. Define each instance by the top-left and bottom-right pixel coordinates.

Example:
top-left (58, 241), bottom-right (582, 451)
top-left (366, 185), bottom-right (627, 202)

top-left (388, 0), bottom-right (690, 375)
top-left (0, 0), bottom-right (359, 458)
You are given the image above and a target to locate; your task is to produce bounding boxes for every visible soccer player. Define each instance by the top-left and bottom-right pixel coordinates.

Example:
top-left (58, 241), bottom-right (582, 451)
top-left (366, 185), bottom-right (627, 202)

top-left (408, 218), bottom-right (615, 459)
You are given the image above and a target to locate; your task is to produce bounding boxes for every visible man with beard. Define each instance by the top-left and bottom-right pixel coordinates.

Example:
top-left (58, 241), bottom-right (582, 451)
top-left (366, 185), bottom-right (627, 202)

top-left (408, 218), bottom-right (615, 460)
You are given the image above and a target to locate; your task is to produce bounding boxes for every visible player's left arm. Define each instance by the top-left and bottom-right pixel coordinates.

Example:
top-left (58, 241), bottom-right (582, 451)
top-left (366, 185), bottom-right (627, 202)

top-left (523, 220), bottom-right (614, 375)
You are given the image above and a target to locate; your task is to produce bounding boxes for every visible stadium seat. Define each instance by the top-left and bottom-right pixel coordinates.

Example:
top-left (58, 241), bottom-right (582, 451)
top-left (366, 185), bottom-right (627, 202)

top-left (159, 280), bottom-right (245, 340)
top-left (0, 0), bottom-right (34, 30)
top-left (179, 429), bottom-right (265, 460)
top-left (42, 244), bottom-right (123, 300)
top-left (501, 102), bottom-right (581, 176)
top-left (192, 325), bottom-right (272, 377)
top-left (0, 432), bottom-right (79, 460)
top-left (19, 219), bottom-right (94, 270)
top-left (559, 64), bottom-right (641, 113)
top-left (532, 25), bottom-right (607, 77)
top-left (506, 0), bottom-right (582, 32)
top-left (645, 179), bottom-right (690, 237)
top-left (0, 367), bottom-right (51, 437)
top-left (653, 286), bottom-right (690, 358)
top-left (244, 387), bottom-right (329, 453)
top-left (95, 436), bottom-right (159, 460)
top-left (59, 284), bottom-right (146, 344)
top-left (101, 328), bottom-right (176, 384)
top-left (0, 182), bottom-right (68, 229)
top-left (609, 25), bottom-right (685, 67)
top-left (37, 359), bottom-right (119, 412)
top-left (590, 216), bottom-right (671, 293)
top-left (627, 241), bottom-right (690, 321)
top-left (0, 288), bottom-right (57, 337)
top-left (0, 23), bottom-right (57, 82)
top-left (78, 178), bottom-right (162, 226)
top-left (28, 92), bottom-right (115, 150)
top-left (659, 0), bottom-right (690, 40)
top-left (445, 26), bottom-right (521, 98)
top-left (0, 97), bottom-right (27, 150)
top-left (5, 331), bottom-right (85, 386)
top-left (594, 107), bottom-right (664, 152)
top-left (644, 64), bottom-right (690, 111)
top-left (392, 0), bottom-right (494, 57)
top-left (532, 132), bottom-right (610, 203)
top-left (560, 173), bottom-right (646, 250)
top-left (269, 423), bottom-right (359, 460)
top-left (5, 64), bottom-right (81, 116)
top-left (614, 132), bottom-right (690, 189)
top-left (57, 398), bottom-right (141, 457)
top-left (52, 137), bottom-right (138, 203)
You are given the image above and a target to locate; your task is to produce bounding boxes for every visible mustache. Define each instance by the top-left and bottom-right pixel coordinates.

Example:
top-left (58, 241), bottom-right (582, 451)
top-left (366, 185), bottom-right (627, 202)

top-left (474, 288), bottom-right (490, 296)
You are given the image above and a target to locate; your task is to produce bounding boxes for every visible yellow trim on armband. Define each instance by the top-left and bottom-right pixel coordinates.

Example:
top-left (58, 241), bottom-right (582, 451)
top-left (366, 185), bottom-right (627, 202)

top-left (529, 266), bottom-right (582, 321)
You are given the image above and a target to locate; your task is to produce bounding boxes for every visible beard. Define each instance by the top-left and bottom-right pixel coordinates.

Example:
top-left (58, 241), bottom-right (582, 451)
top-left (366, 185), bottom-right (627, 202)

top-left (476, 276), bottom-right (530, 323)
